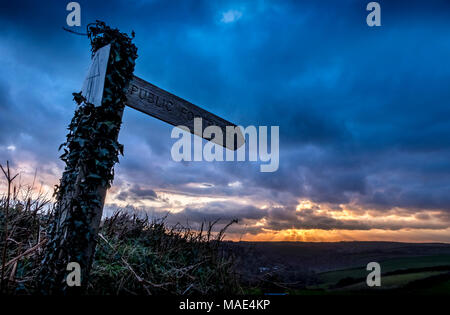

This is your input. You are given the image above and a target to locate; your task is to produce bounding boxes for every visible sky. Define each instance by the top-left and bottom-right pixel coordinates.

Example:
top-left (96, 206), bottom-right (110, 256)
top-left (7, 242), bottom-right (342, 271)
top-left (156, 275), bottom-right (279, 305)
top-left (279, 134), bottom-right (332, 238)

top-left (0, 0), bottom-right (450, 242)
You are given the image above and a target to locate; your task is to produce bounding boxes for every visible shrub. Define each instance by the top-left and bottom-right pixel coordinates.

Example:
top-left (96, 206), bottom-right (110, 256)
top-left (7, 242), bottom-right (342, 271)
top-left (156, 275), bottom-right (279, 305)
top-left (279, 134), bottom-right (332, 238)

top-left (0, 163), bottom-right (241, 295)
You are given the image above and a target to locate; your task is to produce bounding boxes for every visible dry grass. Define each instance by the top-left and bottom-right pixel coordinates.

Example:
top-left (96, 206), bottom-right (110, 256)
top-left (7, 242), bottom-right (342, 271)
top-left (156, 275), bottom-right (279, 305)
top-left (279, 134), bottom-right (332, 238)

top-left (0, 162), bottom-right (50, 294)
top-left (0, 162), bottom-right (241, 295)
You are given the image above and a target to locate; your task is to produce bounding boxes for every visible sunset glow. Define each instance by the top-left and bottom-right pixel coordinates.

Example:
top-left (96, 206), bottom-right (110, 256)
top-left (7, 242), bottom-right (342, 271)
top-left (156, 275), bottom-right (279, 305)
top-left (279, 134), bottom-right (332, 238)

top-left (1, 1), bottom-right (450, 245)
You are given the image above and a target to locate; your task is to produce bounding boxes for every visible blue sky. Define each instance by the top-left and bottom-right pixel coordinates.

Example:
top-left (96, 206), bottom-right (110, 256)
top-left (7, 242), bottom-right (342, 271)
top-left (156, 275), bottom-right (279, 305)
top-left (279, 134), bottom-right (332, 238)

top-left (1, 0), bottom-right (450, 241)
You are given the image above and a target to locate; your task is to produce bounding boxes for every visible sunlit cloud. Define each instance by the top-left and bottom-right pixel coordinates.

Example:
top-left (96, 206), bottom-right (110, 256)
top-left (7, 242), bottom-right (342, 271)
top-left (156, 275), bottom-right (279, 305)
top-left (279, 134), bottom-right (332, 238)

top-left (1, 0), bottom-right (450, 243)
top-left (228, 181), bottom-right (242, 188)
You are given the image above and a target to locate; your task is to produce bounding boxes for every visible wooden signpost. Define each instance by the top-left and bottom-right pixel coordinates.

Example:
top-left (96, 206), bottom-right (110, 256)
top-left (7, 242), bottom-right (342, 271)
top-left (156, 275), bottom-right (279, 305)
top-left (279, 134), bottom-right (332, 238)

top-left (81, 44), bottom-right (111, 107)
top-left (127, 76), bottom-right (245, 150)
top-left (39, 23), bottom-right (244, 294)
top-left (82, 47), bottom-right (245, 149)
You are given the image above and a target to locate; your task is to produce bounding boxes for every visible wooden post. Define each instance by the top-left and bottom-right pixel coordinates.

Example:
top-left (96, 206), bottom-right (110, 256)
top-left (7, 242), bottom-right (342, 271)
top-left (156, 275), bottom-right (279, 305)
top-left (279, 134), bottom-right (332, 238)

top-left (37, 21), bottom-right (242, 295)
top-left (37, 22), bottom-right (137, 294)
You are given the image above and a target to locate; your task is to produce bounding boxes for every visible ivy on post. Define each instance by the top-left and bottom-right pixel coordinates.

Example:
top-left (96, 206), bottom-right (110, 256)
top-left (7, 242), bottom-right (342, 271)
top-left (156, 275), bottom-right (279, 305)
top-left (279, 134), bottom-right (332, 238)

top-left (37, 21), bottom-right (138, 294)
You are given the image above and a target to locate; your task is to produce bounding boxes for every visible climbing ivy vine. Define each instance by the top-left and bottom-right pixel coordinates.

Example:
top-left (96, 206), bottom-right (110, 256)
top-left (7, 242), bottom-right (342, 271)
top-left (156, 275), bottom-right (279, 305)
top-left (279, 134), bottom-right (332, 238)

top-left (38, 21), bottom-right (138, 294)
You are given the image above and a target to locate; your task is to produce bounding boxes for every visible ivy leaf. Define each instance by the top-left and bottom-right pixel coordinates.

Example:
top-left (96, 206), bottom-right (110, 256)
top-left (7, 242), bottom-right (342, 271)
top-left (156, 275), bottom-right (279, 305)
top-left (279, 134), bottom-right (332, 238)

top-left (97, 148), bottom-right (110, 157)
top-left (72, 92), bottom-right (85, 105)
top-left (87, 173), bottom-right (102, 179)
top-left (73, 138), bottom-right (86, 147)
top-left (99, 121), bottom-right (116, 132)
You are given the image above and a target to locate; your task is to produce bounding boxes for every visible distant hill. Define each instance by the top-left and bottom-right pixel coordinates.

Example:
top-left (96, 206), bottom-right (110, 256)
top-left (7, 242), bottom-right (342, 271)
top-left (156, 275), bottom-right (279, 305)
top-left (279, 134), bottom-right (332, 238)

top-left (231, 241), bottom-right (450, 273)
top-left (225, 241), bottom-right (450, 293)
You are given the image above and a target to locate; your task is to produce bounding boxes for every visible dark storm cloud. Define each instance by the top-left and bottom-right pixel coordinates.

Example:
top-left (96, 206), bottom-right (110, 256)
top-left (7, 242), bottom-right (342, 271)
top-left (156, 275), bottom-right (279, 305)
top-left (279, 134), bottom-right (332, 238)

top-left (106, 202), bottom-right (267, 230)
top-left (116, 202), bottom-right (450, 236)
top-left (180, 202), bottom-right (267, 223)
top-left (1, 0), bottom-right (450, 233)
top-left (117, 185), bottom-right (158, 202)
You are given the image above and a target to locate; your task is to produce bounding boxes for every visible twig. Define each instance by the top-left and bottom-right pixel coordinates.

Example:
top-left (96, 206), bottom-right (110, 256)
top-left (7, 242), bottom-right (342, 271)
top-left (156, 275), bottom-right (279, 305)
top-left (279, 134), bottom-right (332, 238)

top-left (8, 261), bottom-right (18, 283)
top-left (182, 283), bottom-right (194, 295)
top-left (0, 161), bottom-right (19, 292)
top-left (0, 238), bottom-right (47, 271)
top-left (217, 219), bottom-right (238, 242)
top-left (62, 26), bottom-right (88, 36)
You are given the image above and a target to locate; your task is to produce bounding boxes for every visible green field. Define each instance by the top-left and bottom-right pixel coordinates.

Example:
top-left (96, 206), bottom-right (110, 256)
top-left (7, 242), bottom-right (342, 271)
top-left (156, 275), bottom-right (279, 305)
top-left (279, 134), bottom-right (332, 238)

top-left (308, 254), bottom-right (450, 294)
top-left (340, 271), bottom-right (445, 290)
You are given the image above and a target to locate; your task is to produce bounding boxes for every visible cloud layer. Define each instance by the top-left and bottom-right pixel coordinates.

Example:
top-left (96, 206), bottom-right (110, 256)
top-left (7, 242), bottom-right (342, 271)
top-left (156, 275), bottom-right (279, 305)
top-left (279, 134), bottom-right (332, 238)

top-left (1, 0), bottom-right (449, 242)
